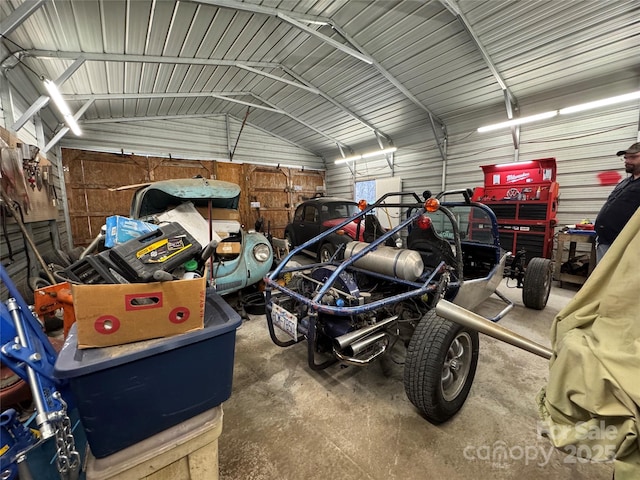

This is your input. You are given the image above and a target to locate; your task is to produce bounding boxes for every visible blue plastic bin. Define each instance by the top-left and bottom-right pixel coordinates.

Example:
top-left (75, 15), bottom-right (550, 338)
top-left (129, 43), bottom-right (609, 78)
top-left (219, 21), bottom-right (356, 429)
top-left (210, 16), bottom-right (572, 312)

top-left (54, 289), bottom-right (241, 458)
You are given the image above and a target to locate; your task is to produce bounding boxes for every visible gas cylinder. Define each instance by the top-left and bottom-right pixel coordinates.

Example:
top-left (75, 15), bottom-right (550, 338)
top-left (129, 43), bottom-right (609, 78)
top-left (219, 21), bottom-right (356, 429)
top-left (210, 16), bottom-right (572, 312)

top-left (343, 241), bottom-right (424, 281)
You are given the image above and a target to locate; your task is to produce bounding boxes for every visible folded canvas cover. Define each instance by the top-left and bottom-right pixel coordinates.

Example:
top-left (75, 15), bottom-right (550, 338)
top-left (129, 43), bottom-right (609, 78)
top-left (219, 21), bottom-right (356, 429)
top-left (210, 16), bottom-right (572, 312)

top-left (537, 209), bottom-right (640, 479)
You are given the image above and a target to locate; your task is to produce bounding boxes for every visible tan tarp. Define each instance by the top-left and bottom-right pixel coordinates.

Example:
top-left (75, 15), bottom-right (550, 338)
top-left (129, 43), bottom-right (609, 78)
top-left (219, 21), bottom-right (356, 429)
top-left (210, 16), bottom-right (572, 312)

top-left (537, 208), bottom-right (640, 479)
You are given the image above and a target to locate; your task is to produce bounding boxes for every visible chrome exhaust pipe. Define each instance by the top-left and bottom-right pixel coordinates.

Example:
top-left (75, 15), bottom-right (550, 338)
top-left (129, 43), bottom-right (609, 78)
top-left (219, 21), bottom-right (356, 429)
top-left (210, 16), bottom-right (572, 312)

top-left (347, 332), bottom-right (387, 357)
top-left (435, 300), bottom-right (552, 360)
top-left (334, 315), bottom-right (398, 351)
top-left (334, 332), bottom-right (389, 366)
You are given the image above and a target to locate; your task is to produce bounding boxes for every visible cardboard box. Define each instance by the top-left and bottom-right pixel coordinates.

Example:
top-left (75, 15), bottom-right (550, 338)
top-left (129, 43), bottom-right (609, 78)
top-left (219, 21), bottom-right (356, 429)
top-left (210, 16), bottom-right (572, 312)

top-left (104, 215), bottom-right (158, 248)
top-left (216, 242), bottom-right (241, 256)
top-left (71, 277), bottom-right (206, 349)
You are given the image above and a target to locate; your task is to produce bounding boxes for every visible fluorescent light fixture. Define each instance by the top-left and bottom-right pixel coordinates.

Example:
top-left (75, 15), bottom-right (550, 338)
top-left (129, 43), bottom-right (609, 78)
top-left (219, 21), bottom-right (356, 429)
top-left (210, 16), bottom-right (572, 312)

top-left (335, 147), bottom-right (397, 165)
top-left (478, 90), bottom-right (640, 133)
top-left (43, 78), bottom-right (82, 136)
top-left (477, 111), bottom-right (558, 133)
top-left (559, 90), bottom-right (640, 115)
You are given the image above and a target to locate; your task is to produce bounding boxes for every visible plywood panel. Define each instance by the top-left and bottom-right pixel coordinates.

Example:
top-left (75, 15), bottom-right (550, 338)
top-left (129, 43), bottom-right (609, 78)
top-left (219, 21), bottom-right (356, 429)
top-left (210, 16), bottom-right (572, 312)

top-left (64, 150), bottom-right (149, 186)
top-left (62, 149), bottom-right (148, 244)
top-left (244, 166), bottom-right (325, 238)
top-left (216, 162), bottom-right (244, 185)
top-left (213, 163), bottom-right (246, 227)
top-left (290, 170), bottom-right (326, 207)
top-left (61, 149), bottom-right (324, 244)
top-left (151, 159), bottom-right (213, 181)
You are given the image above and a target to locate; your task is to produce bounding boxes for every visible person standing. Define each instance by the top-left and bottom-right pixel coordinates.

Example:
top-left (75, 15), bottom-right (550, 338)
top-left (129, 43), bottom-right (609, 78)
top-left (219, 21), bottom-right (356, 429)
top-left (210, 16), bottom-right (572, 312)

top-left (594, 142), bottom-right (640, 263)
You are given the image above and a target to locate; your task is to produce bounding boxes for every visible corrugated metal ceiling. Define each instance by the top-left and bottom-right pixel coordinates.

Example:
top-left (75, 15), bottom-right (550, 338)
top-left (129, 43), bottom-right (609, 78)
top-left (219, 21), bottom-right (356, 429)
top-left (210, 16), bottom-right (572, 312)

top-left (1, 0), bottom-right (638, 160)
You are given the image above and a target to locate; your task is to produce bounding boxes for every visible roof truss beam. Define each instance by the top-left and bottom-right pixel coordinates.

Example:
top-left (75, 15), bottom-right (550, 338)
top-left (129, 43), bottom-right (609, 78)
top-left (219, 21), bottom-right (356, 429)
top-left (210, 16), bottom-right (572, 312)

top-left (237, 64), bottom-right (319, 94)
top-left (63, 90), bottom-right (370, 151)
top-left (43, 99), bottom-right (94, 153)
top-left (79, 112), bottom-right (320, 156)
top-left (0, 70), bottom-right (15, 128)
top-left (27, 51), bottom-right (377, 151)
top-left (20, 1), bottom-right (448, 154)
top-left (275, 12), bottom-right (371, 65)
top-left (191, 0), bottom-right (442, 143)
top-left (81, 113), bottom-right (224, 124)
top-left (192, 0), bottom-right (371, 64)
top-left (440, 0), bottom-right (520, 149)
top-left (0, 0), bottom-right (46, 37)
top-left (65, 91), bottom-right (283, 113)
top-left (329, 22), bottom-right (446, 132)
top-left (25, 49), bottom-right (386, 144)
top-left (10, 57), bottom-right (85, 131)
top-left (76, 92), bottom-right (350, 150)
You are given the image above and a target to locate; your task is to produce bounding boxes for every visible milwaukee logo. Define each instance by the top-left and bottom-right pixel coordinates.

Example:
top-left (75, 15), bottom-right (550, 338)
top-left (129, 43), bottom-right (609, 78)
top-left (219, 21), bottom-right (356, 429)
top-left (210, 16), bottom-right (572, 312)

top-left (506, 172), bottom-right (530, 183)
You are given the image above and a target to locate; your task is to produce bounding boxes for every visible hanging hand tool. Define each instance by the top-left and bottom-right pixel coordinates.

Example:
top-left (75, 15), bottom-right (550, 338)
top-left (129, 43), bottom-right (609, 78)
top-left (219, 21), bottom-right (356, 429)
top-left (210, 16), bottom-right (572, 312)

top-left (0, 190), bottom-right (55, 284)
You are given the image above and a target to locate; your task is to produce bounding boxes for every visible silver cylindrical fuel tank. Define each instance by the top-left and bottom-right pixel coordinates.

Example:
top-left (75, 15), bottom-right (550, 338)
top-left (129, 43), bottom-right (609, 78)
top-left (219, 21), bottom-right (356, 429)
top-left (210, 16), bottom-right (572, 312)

top-left (343, 241), bottom-right (424, 281)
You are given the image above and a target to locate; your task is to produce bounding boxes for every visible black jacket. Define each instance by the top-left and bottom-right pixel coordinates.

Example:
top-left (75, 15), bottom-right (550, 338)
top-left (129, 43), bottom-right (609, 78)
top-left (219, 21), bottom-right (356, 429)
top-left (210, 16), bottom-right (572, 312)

top-left (594, 176), bottom-right (640, 245)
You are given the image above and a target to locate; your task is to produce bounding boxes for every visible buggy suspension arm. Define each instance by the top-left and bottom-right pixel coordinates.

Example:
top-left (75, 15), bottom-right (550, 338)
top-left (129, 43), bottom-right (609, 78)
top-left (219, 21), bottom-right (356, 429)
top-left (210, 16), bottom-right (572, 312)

top-left (435, 299), bottom-right (552, 360)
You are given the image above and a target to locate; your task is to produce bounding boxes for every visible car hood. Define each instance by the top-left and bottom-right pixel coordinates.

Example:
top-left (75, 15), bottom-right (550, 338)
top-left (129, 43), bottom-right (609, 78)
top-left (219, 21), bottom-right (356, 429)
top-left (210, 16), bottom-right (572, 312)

top-left (131, 177), bottom-right (241, 217)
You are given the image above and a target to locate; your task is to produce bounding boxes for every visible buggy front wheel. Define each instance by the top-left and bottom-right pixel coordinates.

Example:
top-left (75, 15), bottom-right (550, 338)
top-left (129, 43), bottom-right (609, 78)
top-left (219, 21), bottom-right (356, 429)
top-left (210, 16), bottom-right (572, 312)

top-left (404, 310), bottom-right (479, 424)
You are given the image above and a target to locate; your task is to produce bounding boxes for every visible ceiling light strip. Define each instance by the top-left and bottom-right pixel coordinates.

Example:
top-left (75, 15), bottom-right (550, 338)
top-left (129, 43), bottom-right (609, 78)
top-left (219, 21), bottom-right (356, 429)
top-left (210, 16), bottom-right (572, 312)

top-left (559, 90), bottom-right (640, 115)
top-left (477, 111), bottom-right (557, 133)
top-left (43, 79), bottom-right (82, 136)
top-left (335, 147), bottom-right (397, 164)
top-left (478, 90), bottom-right (640, 133)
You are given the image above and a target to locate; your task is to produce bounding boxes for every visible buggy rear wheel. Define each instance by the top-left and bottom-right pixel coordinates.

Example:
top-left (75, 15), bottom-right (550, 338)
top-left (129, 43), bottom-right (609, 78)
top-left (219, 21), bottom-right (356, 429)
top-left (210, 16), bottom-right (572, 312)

top-left (522, 257), bottom-right (552, 310)
top-left (404, 310), bottom-right (479, 424)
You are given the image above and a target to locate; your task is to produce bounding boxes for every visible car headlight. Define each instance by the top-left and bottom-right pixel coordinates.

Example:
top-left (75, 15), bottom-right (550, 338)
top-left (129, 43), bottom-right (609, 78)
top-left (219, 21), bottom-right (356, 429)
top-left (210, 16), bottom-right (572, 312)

top-left (253, 243), bottom-right (271, 262)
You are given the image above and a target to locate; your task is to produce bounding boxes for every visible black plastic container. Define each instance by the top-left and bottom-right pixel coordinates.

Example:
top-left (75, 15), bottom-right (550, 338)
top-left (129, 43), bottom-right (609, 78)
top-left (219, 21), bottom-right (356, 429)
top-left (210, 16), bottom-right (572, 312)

top-left (53, 289), bottom-right (241, 458)
top-left (62, 251), bottom-right (126, 284)
top-left (108, 222), bottom-right (201, 282)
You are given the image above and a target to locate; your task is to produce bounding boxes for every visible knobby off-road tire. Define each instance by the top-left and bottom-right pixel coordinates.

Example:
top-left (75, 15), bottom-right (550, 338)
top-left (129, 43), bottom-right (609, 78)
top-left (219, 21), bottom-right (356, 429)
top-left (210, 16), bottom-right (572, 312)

top-left (404, 310), bottom-right (479, 424)
top-left (522, 257), bottom-right (552, 310)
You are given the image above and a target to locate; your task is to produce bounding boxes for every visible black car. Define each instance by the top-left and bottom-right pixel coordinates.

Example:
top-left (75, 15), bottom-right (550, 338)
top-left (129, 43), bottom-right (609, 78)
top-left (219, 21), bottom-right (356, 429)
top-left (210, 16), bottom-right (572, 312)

top-left (284, 196), bottom-right (400, 261)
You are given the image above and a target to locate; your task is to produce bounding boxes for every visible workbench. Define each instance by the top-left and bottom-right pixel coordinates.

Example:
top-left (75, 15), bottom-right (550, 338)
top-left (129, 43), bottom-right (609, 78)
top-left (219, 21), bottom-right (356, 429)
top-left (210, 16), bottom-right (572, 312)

top-left (553, 231), bottom-right (596, 286)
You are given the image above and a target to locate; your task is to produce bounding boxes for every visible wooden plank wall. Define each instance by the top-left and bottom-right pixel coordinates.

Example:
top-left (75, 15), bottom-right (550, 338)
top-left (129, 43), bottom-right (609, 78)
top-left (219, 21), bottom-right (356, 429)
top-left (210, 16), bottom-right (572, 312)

top-left (62, 148), bottom-right (325, 245)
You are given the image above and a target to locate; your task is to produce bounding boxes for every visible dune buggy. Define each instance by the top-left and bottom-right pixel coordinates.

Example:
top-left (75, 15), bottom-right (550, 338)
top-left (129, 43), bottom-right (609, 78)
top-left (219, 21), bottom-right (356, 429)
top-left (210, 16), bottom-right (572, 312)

top-left (264, 189), bottom-right (552, 424)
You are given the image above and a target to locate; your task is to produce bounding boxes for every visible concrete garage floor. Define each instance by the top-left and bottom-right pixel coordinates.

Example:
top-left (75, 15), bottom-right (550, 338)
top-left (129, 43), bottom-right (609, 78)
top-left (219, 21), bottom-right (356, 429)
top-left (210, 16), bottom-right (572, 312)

top-left (218, 278), bottom-right (613, 480)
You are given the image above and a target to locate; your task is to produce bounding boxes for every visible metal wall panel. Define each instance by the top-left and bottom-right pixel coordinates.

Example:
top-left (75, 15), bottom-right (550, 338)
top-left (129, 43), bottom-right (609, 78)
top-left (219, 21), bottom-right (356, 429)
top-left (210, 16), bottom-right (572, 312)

top-left (61, 116), bottom-right (325, 169)
top-left (519, 107), bottom-right (639, 227)
top-left (325, 164), bottom-right (355, 200)
top-left (327, 90), bottom-right (639, 236)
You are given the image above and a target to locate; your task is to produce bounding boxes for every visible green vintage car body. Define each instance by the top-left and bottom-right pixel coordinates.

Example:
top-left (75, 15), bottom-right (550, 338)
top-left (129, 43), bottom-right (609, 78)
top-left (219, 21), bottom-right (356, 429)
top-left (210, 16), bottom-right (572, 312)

top-left (130, 177), bottom-right (273, 295)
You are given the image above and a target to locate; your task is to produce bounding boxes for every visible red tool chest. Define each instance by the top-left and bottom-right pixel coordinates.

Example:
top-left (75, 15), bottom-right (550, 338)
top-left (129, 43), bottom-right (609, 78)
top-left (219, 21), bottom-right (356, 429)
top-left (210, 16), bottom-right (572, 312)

top-left (471, 158), bottom-right (559, 262)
